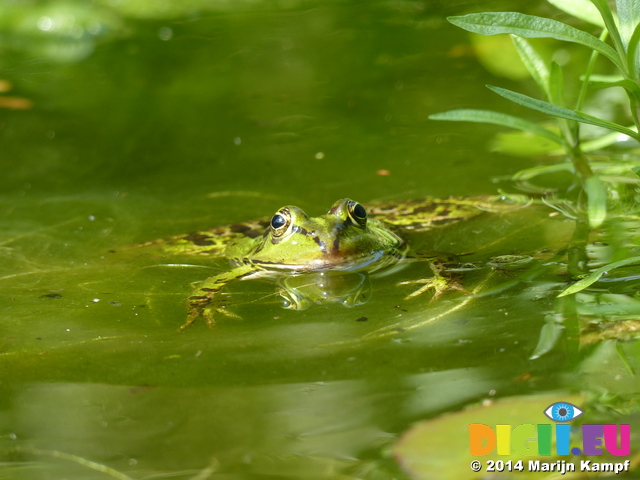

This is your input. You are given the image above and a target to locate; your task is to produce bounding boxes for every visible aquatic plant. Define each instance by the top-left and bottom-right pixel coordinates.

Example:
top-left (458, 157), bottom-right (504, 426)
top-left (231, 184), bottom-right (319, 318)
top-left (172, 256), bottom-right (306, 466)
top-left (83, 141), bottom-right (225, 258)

top-left (431, 0), bottom-right (640, 230)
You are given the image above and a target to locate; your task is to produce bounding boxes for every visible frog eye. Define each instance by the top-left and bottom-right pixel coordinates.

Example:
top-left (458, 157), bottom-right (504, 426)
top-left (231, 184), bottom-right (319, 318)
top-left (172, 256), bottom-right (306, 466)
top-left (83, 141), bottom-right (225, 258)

top-left (347, 201), bottom-right (367, 227)
top-left (271, 214), bottom-right (286, 229)
top-left (270, 209), bottom-right (291, 237)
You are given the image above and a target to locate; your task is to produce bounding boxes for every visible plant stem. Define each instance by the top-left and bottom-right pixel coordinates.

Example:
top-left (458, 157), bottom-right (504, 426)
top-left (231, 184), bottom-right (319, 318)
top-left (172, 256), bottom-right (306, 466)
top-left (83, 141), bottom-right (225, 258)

top-left (576, 32), bottom-right (607, 114)
top-left (569, 147), bottom-right (594, 180)
top-left (567, 218), bottom-right (590, 278)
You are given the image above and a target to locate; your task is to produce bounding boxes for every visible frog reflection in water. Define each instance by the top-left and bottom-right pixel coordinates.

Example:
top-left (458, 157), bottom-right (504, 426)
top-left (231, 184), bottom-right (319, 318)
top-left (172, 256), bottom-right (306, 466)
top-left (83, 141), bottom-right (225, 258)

top-left (151, 197), bottom-right (509, 329)
top-left (277, 270), bottom-right (373, 312)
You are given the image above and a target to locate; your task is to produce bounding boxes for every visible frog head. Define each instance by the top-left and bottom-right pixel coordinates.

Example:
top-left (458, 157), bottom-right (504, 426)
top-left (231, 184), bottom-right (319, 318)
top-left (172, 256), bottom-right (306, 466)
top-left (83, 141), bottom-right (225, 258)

top-left (226, 198), bottom-right (406, 273)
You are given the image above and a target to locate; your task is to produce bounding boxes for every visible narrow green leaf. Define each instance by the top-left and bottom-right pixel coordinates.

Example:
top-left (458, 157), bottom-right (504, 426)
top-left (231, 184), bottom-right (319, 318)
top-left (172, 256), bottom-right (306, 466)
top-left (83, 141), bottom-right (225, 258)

top-left (429, 109), bottom-right (565, 144)
top-left (511, 163), bottom-right (574, 181)
top-left (448, 12), bottom-right (622, 69)
top-left (580, 129), bottom-right (634, 151)
top-left (627, 22), bottom-right (640, 82)
top-left (589, 78), bottom-right (640, 94)
top-left (549, 62), bottom-right (565, 107)
top-left (547, 0), bottom-right (605, 27)
top-left (530, 320), bottom-right (564, 359)
top-left (548, 61), bottom-right (580, 145)
top-left (585, 175), bottom-right (607, 228)
top-left (511, 36), bottom-right (550, 98)
top-left (616, 341), bottom-right (635, 375)
top-left (558, 255), bottom-right (640, 296)
top-left (590, 0), bottom-right (627, 64)
top-left (491, 129), bottom-right (563, 156)
top-left (487, 85), bottom-right (640, 139)
top-left (616, 0), bottom-right (640, 48)
top-left (584, 74), bottom-right (625, 81)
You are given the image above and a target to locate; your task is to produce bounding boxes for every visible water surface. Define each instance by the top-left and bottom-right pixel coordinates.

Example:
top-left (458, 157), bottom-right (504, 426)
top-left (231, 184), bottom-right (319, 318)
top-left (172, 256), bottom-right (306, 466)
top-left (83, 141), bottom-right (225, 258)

top-left (1, 1), bottom-right (639, 478)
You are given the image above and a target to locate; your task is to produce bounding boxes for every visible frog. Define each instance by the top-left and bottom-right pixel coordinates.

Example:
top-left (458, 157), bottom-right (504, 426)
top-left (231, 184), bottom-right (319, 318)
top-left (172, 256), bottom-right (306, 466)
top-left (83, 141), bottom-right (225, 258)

top-left (138, 195), bottom-right (528, 329)
top-left (180, 198), bottom-right (409, 329)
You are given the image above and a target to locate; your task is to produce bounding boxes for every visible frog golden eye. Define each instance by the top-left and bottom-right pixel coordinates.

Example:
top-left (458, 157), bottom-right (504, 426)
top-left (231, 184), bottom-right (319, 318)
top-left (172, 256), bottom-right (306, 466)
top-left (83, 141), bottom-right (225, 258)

top-left (347, 201), bottom-right (367, 227)
top-left (270, 209), bottom-right (291, 237)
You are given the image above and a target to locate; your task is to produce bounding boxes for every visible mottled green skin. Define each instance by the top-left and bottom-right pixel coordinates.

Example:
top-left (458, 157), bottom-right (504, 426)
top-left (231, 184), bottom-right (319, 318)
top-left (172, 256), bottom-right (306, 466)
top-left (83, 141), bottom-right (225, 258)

top-left (225, 199), bottom-right (407, 273)
top-left (143, 195), bottom-right (527, 329)
top-left (155, 195), bottom-right (522, 255)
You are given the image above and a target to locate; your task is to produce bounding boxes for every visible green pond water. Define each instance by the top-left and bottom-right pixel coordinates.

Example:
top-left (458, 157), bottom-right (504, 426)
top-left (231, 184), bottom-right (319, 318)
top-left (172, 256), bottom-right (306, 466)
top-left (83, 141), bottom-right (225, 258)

top-left (2, 1), bottom-right (640, 479)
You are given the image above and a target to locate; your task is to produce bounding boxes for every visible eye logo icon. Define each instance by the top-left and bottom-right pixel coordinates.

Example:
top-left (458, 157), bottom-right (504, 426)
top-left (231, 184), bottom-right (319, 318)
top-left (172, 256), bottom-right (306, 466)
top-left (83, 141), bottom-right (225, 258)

top-left (544, 402), bottom-right (583, 422)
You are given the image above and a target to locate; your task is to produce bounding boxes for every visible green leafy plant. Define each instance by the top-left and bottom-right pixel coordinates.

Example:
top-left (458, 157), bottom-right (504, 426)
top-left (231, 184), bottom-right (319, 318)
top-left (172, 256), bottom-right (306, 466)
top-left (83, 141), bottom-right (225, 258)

top-left (431, 0), bottom-right (640, 229)
top-left (558, 254), bottom-right (640, 296)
